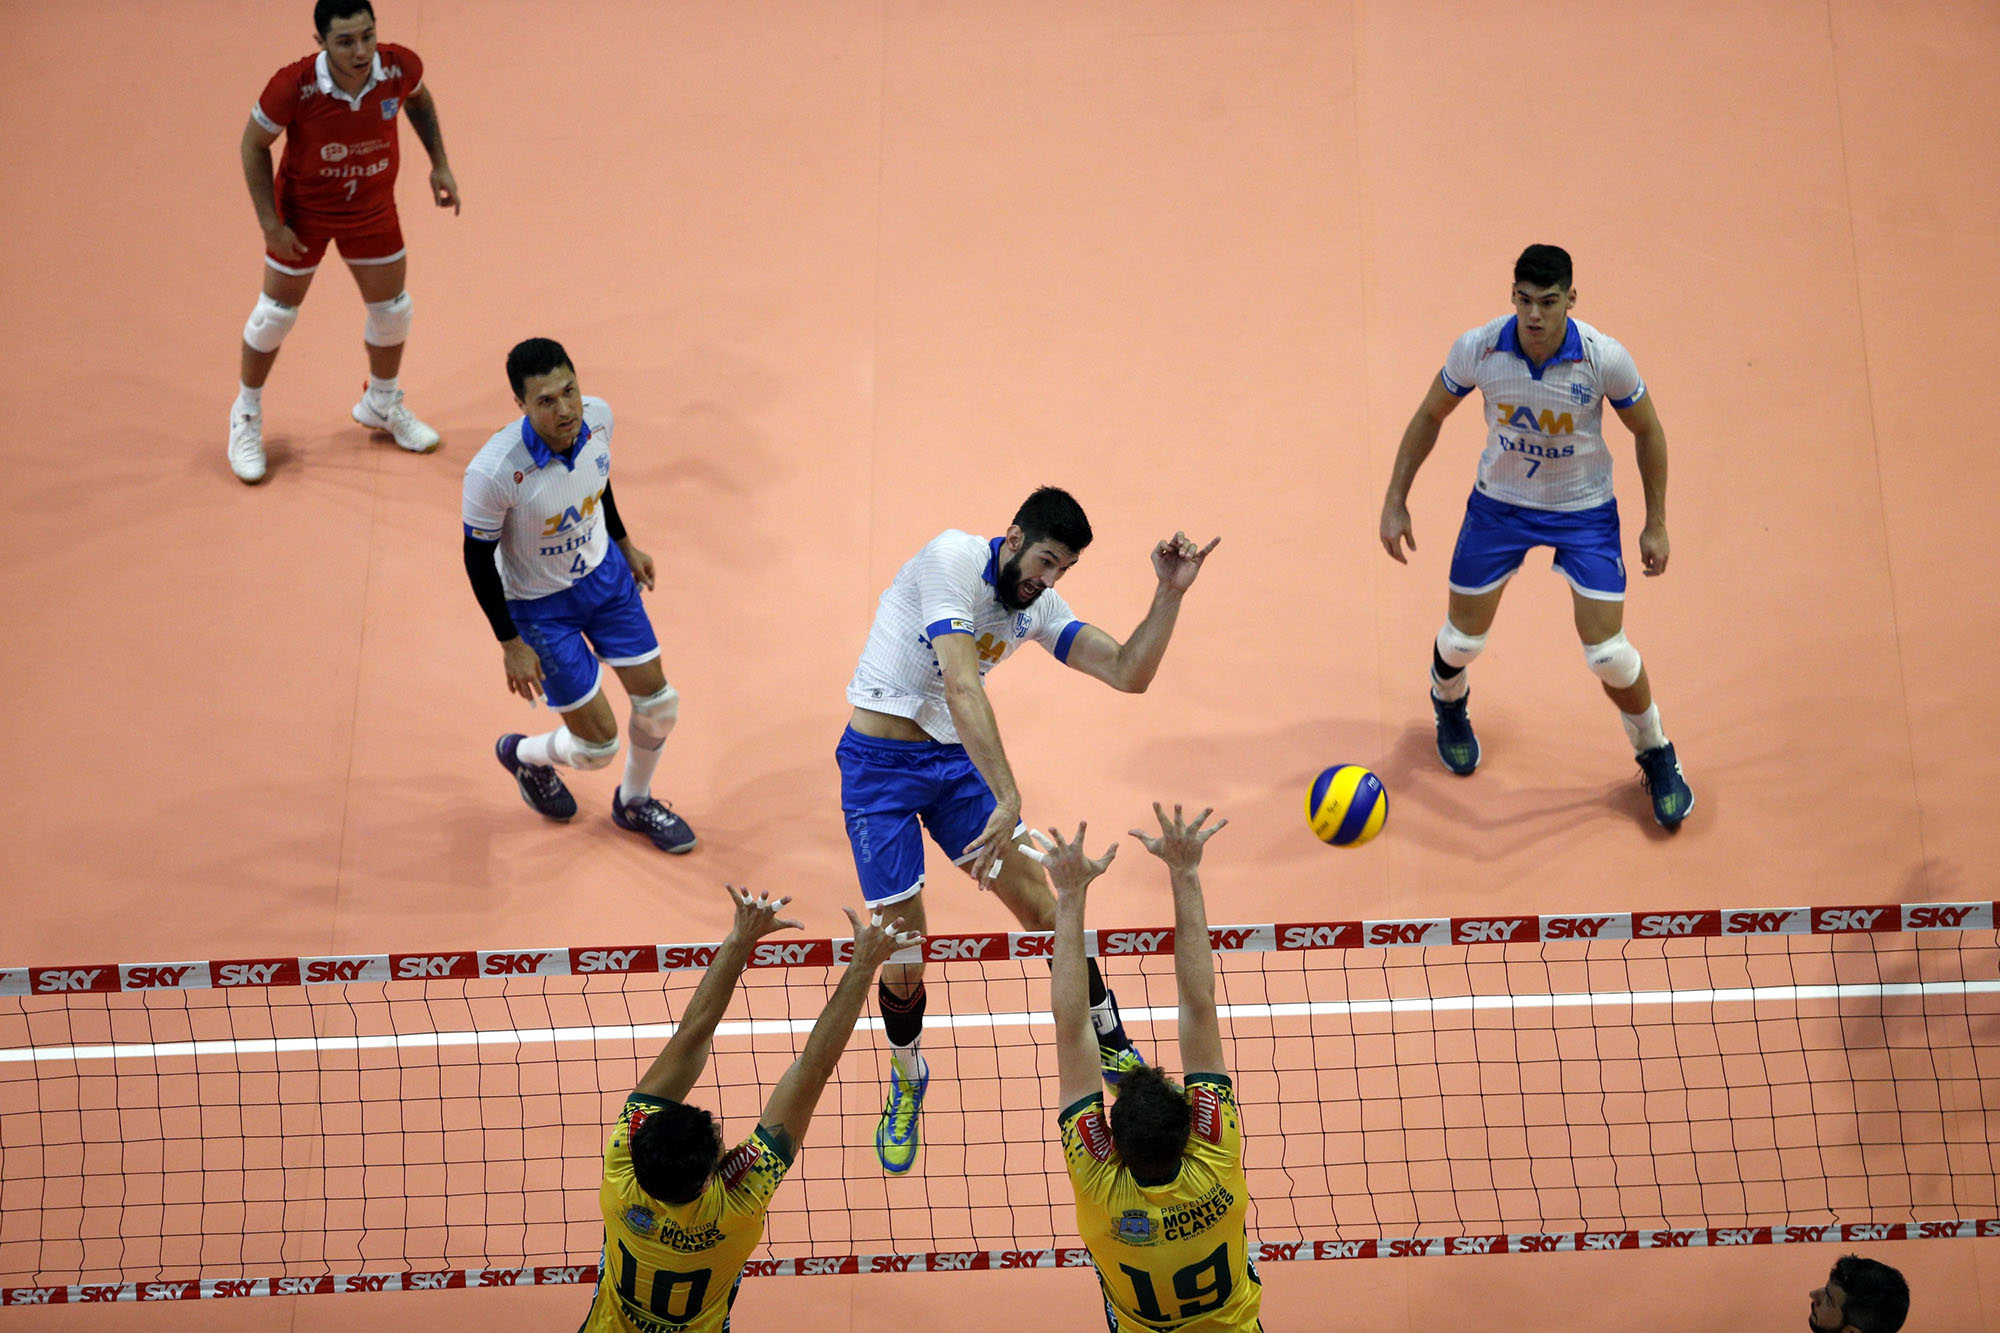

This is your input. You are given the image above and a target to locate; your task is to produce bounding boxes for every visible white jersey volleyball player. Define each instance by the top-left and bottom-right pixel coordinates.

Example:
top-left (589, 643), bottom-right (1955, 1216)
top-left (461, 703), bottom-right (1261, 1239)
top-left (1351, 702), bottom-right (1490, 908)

top-left (1379, 244), bottom-right (1693, 826)
top-left (461, 338), bottom-right (695, 853)
top-left (841, 487), bottom-right (1219, 1173)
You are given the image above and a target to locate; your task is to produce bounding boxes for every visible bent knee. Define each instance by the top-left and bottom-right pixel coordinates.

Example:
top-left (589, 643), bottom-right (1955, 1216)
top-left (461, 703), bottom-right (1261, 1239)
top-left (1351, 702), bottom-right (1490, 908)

top-left (561, 730), bottom-right (621, 770)
top-left (1583, 632), bottom-right (1643, 690)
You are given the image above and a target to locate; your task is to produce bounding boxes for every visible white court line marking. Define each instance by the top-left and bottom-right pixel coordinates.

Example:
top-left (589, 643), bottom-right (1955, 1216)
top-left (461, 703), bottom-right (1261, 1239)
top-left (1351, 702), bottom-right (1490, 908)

top-left (4, 980), bottom-right (1991, 1064)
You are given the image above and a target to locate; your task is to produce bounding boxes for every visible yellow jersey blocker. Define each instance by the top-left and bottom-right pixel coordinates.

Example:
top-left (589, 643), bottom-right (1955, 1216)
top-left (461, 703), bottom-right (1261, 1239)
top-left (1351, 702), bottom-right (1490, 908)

top-left (1059, 1074), bottom-right (1263, 1331)
top-left (582, 1095), bottom-right (793, 1332)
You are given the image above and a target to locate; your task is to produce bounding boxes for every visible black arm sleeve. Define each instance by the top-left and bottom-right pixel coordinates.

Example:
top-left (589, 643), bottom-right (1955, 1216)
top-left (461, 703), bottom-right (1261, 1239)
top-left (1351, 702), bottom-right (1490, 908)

top-left (463, 536), bottom-right (519, 642)
top-left (601, 479), bottom-right (628, 543)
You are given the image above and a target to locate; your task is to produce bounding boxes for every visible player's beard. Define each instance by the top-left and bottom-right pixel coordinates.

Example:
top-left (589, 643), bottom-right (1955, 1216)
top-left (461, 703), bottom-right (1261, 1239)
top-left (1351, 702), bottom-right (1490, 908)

top-left (994, 554), bottom-right (1043, 611)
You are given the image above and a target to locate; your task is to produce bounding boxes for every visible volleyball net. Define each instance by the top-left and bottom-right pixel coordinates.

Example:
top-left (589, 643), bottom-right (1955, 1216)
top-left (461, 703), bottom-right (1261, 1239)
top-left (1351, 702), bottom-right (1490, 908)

top-left (3, 900), bottom-right (1997, 1305)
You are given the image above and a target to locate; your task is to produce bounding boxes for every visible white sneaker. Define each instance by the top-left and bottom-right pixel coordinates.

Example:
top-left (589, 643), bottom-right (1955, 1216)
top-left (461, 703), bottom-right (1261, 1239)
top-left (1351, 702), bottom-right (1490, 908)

top-left (351, 389), bottom-right (441, 453)
top-left (228, 405), bottom-right (266, 483)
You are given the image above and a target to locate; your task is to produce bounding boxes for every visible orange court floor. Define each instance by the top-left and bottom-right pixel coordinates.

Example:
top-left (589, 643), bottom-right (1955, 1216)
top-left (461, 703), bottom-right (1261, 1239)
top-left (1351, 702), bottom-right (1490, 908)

top-left (3, 0), bottom-right (1998, 1328)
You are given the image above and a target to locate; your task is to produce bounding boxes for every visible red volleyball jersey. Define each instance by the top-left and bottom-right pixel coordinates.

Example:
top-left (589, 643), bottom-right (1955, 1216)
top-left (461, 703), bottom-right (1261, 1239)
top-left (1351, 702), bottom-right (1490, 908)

top-left (253, 44), bottom-right (424, 229)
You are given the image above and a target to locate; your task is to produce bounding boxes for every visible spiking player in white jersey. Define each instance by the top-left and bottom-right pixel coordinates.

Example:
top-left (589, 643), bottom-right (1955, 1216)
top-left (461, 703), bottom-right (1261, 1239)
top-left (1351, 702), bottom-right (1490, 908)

top-left (841, 486), bottom-right (1219, 1173)
top-left (1379, 244), bottom-right (1694, 827)
top-left (461, 338), bottom-right (696, 853)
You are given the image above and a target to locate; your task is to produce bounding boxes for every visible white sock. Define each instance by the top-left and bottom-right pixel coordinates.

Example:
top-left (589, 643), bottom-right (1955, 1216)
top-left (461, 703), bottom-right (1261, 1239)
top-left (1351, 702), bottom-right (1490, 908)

top-left (890, 1039), bottom-right (924, 1083)
top-left (1431, 665), bottom-right (1469, 703)
top-left (235, 382), bottom-right (262, 412)
top-left (516, 728), bottom-right (564, 768)
top-left (366, 374), bottom-right (398, 407)
top-left (619, 734), bottom-right (664, 807)
top-left (1622, 704), bottom-right (1667, 753)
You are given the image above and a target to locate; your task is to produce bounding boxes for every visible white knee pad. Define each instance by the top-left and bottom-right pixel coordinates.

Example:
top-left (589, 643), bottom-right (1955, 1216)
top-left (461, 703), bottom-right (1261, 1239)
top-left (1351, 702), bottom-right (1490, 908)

top-left (1584, 632), bottom-right (1643, 689)
top-left (555, 728), bottom-right (620, 771)
top-left (363, 291), bottom-right (413, 347)
top-left (243, 294), bottom-right (299, 353)
top-left (1435, 622), bottom-right (1489, 669)
top-left (629, 683), bottom-right (679, 743)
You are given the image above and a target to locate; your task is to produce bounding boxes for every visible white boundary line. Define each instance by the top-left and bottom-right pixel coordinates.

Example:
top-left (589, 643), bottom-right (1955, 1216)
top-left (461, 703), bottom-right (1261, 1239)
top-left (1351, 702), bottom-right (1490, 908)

top-left (8, 979), bottom-right (1993, 1065)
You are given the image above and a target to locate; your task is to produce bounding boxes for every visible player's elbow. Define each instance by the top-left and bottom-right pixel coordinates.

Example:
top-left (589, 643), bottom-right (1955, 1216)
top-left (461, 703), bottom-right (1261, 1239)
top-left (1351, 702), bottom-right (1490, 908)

top-left (1097, 650), bottom-right (1150, 694)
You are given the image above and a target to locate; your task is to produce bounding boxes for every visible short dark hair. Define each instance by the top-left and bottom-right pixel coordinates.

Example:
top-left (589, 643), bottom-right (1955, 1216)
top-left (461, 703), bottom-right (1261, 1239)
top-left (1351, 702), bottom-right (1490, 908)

top-left (1108, 1066), bottom-right (1191, 1182)
top-left (1514, 244), bottom-right (1573, 291)
top-left (1830, 1254), bottom-right (1909, 1333)
top-left (1011, 486), bottom-right (1092, 553)
top-left (506, 338), bottom-right (575, 400)
top-left (314, 0), bottom-right (375, 38)
top-left (629, 1102), bottom-right (724, 1206)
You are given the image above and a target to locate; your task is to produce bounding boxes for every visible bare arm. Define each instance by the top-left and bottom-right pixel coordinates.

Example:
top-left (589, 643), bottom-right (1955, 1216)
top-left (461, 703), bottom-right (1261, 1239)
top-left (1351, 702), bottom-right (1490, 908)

top-left (402, 86), bottom-right (461, 212)
top-left (759, 909), bottom-right (922, 1153)
top-left (1616, 393), bottom-right (1670, 575)
top-left (1040, 824), bottom-right (1120, 1110)
top-left (403, 86), bottom-right (449, 165)
top-left (1380, 375), bottom-right (1469, 562)
top-left (1130, 804), bottom-right (1228, 1077)
top-left (634, 887), bottom-right (801, 1104)
top-left (237, 117), bottom-right (306, 260)
top-left (936, 631), bottom-right (1024, 878)
top-left (1059, 533), bottom-right (1220, 694)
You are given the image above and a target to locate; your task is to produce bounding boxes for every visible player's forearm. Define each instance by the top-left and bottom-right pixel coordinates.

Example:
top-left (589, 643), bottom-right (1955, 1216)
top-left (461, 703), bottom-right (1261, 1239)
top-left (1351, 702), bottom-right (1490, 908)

top-left (792, 957), bottom-right (876, 1083)
top-left (1384, 412), bottom-right (1444, 506)
top-left (1170, 869), bottom-right (1217, 1007)
top-left (1107, 587), bottom-right (1187, 694)
top-left (1634, 429), bottom-right (1668, 525)
top-left (943, 676), bottom-right (1021, 809)
top-left (463, 537), bottom-right (520, 641)
top-left (1051, 899), bottom-right (1093, 1035)
top-left (670, 934), bottom-right (756, 1048)
top-left (240, 142), bottom-right (281, 230)
top-left (405, 94), bottom-right (450, 167)
top-left (1051, 898), bottom-right (1100, 1094)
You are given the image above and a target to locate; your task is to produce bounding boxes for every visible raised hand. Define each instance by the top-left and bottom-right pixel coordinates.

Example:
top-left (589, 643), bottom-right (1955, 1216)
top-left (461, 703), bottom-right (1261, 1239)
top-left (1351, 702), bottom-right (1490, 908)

top-left (1033, 821), bottom-right (1119, 904)
top-left (846, 906), bottom-right (923, 969)
top-left (725, 885), bottom-right (804, 943)
top-left (1151, 531), bottom-right (1221, 593)
top-left (1128, 803), bottom-right (1228, 875)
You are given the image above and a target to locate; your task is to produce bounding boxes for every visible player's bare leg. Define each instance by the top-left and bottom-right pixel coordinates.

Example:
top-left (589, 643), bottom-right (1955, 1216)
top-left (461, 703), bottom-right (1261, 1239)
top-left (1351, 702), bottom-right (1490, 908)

top-left (1573, 591), bottom-right (1691, 826)
top-left (606, 659), bottom-right (695, 853)
top-left (875, 888), bottom-right (930, 1174)
top-left (230, 266), bottom-right (314, 483)
top-left (1431, 584), bottom-right (1505, 774)
top-left (346, 255), bottom-right (440, 453)
top-left (986, 841), bottom-right (1144, 1083)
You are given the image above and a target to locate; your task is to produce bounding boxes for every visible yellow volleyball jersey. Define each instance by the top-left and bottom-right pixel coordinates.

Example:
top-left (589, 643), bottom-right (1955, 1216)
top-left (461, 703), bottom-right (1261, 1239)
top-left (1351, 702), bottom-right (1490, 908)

top-left (581, 1095), bottom-right (793, 1333)
top-left (1060, 1074), bottom-right (1262, 1331)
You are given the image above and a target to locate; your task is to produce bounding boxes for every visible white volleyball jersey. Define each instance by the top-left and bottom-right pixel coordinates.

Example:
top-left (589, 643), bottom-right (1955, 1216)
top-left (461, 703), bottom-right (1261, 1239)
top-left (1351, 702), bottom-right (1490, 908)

top-left (1440, 316), bottom-right (1645, 512)
top-left (846, 530), bottom-right (1087, 745)
top-left (462, 397), bottom-right (616, 601)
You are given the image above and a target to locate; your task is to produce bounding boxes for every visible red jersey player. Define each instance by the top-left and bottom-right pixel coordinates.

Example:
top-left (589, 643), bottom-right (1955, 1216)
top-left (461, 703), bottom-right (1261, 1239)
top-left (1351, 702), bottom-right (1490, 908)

top-left (229, 0), bottom-right (460, 483)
